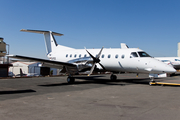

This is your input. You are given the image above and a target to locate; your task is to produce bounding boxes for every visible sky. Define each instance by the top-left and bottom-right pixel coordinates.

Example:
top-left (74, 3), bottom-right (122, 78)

top-left (0, 0), bottom-right (180, 59)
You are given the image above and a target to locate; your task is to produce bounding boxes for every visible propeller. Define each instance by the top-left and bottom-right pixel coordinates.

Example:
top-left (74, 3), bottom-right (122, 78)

top-left (85, 47), bottom-right (104, 76)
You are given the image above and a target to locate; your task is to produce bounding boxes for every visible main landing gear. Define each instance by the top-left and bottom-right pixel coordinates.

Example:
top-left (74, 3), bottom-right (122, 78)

top-left (67, 76), bottom-right (75, 84)
top-left (110, 74), bottom-right (117, 81)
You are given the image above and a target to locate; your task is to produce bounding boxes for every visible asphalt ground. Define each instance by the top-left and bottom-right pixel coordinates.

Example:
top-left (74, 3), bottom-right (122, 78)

top-left (0, 73), bottom-right (180, 120)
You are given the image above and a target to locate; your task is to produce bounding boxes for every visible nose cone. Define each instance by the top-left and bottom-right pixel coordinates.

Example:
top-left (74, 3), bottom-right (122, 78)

top-left (163, 65), bottom-right (176, 73)
top-left (152, 59), bottom-right (176, 73)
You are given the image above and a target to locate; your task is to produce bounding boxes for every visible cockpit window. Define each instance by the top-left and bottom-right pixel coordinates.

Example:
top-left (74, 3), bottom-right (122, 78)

top-left (162, 60), bottom-right (170, 62)
top-left (175, 59), bottom-right (180, 61)
top-left (130, 52), bottom-right (138, 58)
top-left (138, 52), bottom-right (151, 57)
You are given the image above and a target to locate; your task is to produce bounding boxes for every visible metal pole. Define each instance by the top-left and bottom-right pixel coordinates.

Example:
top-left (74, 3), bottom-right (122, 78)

top-left (6, 44), bottom-right (9, 64)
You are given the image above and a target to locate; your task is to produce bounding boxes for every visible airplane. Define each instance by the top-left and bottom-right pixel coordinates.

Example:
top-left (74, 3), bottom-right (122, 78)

top-left (120, 43), bottom-right (180, 70)
top-left (155, 57), bottom-right (180, 70)
top-left (8, 29), bottom-right (176, 85)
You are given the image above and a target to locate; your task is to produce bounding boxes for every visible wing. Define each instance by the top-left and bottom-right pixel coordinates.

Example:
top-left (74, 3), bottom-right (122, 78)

top-left (8, 55), bottom-right (78, 75)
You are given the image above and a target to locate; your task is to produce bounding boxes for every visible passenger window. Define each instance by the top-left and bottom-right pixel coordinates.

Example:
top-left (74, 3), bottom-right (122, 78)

top-left (79, 54), bottom-right (81, 58)
top-left (66, 54), bottom-right (68, 57)
top-left (102, 54), bottom-right (104, 58)
top-left (108, 54), bottom-right (111, 58)
top-left (74, 54), bottom-right (77, 58)
top-left (84, 54), bottom-right (87, 57)
top-left (70, 54), bottom-right (72, 57)
top-left (115, 55), bottom-right (118, 58)
top-left (121, 55), bottom-right (125, 59)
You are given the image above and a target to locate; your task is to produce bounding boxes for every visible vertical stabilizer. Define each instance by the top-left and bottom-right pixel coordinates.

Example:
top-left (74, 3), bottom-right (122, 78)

top-left (121, 43), bottom-right (129, 49)
top-left (43, 31), bottom-right (58, 54)
top-left (20, 29), bottom-right (64, 54)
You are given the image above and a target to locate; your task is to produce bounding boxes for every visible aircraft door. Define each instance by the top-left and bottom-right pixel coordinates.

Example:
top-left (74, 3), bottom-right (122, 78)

top-left (126, 52), bottom-right (140, 72)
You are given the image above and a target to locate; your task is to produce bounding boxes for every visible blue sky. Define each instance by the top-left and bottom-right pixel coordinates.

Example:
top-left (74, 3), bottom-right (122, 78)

top-left (0, 0), bottom-right (180, 59)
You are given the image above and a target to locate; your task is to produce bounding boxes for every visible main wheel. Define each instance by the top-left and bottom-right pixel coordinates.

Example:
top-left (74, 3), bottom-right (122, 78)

top-left (110, 74), bottom-right (117, 81)
top-left (67, 76), bottom-right (75, 84)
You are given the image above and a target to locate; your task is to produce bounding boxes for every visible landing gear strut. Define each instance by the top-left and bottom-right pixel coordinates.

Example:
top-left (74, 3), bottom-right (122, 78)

top-left (110, 74), bottom-right (117, 81)
top-left (67, 76), bottom-right (75, 84)
top-left (149, 77), bottom-right (155, 85)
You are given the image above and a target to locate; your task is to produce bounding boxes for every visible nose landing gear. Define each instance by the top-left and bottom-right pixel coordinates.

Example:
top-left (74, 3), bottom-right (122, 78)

top-left (149, 77), bottom-right (155, 85)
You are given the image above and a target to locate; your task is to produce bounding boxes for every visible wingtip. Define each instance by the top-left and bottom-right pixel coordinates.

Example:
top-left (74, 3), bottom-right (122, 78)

top-left (20, 29), bottom-right (26, 31)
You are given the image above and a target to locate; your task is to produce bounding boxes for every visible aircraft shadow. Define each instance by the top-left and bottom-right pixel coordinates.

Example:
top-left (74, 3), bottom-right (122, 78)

top-left (0, 89), bottom-right (36, 95)
top-left (38, 76), bottom-right (151, 87)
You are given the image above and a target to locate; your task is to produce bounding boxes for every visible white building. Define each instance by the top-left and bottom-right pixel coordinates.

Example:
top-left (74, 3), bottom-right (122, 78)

top-left (178, 42), bottom-right (180, 57)
top-left (9, 61), bottom-right (41, 76)
top-left (9, 61), bottom-right (57, 76)
top-left (9, 61), bottom-right (58, 76)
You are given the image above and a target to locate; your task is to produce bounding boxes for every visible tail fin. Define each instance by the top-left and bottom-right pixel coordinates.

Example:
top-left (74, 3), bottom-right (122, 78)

top-left (20, 68), bottom-right (23, 77)
top-left (121, 43), bottom-right (129, 49)
top-left (20, 29), bottom-right (67, 54)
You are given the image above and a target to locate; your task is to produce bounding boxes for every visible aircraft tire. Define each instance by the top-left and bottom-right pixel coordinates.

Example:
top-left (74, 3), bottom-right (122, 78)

top-left (110, 74), bottom-right (117, 81)
top-left (67, 77), bottom-right (75, 84)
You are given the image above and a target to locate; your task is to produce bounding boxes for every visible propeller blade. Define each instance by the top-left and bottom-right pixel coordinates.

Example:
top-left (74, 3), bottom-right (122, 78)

top-left (97, 47), bottom-right (104, 58)
top-left (88, 63), bottom-right (96, 76)
top-left (85, 47), bottom-right (96, 61)
top-left (99, 63), bottom-right (106, 70)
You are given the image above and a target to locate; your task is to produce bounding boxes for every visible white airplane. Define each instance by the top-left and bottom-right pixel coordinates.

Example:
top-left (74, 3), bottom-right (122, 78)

top-left (155, 57), bottom-right (180, 70)
top-left (8, 29), bottom-right (176, 84)
top-left (120, 43), bottom-right (180, 70)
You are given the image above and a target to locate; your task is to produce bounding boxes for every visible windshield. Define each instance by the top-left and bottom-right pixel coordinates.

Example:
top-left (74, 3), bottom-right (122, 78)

top-left (162, 60), bottom-right (170, 62)
top-left (175, 59), bottom-right (180, 61)
top-left (130, 52), bottom-right (138, 58)
top-left (138, 52), bottom-right (151, 57)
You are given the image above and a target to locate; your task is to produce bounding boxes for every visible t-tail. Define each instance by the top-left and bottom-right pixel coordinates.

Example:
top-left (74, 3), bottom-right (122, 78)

top-left (20, 29), bottom-right (74, 55)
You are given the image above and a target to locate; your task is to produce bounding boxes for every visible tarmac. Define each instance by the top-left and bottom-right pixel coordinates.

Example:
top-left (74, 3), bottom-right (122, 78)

top-left (0, 73), bottom-right (180, 120)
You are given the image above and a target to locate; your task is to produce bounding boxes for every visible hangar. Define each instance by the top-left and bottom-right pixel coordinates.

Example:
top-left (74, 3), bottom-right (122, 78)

top-left (9, 61), bottom-right (58, 77)
top-left (9, 61), bottom-right (41, 76)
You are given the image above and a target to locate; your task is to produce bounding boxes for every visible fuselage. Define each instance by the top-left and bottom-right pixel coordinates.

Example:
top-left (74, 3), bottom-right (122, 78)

top-left (48, 45), bottom-right (176, 74)
top-left (155, 57), bottom-right (180, 70)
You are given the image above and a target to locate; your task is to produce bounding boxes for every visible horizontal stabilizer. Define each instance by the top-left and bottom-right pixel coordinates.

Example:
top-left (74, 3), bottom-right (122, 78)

top-left (20, 29), bottom-right (64, 36)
